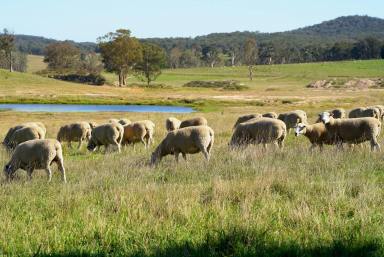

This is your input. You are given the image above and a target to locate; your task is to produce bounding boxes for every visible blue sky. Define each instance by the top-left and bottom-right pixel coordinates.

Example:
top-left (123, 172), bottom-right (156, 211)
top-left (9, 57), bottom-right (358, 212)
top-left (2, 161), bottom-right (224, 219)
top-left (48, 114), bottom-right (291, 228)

top-left (1, 0), bottom-right (383, 42)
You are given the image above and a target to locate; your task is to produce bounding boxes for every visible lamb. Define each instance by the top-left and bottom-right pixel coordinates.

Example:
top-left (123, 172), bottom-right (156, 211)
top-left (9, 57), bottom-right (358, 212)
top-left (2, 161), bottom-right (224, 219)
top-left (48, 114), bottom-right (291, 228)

top-left (233, 114), bottom-right (262, 128)
top-left (87, 123), bottom-right (124, 153)
top-left (165, 117), bottom-right (182, 132)
top-left (151, 126), bottom-right (214, 165)
top-left (5, 125), bottom-right (46, 150)
top-left (319, 112), bottom-right (381, 151)
top-left (230, 117), bottom-right (286, 149)
top-left (294, 122), bottom-right (335, 150)
top-left (3, 122), bottom-right (46, 147)
top-left (122, 122), bottom-right (148, 148)
top-left (136, 120), bottom-right (155, 146)
top-left (262, 112), bottom-right (278, 119)
top-left (57, 122), bottom-right (92, 149)
top-left (348, 107), bottom-right (380, 120)
top-left (278, 110), bottom-right (307, 132)
top-left (3, 139), bottom-right (66, 183)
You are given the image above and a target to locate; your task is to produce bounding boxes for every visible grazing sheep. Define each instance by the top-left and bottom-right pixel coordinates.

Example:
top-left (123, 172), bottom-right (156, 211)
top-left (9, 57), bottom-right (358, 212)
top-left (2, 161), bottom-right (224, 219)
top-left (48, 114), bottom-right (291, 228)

top-left (4, 139), bottom-right (66, 183)
top-left (87, 123), bottom-right (124, 153)
top-left (5, 125), bottom-right (46, 150)
top-left (119, 118), bottom-right (131, 126)
top-left (151, 126), bottom-right (214, 165)
top-left (294, 122), bottom-right (335, 150)
top-left (315, 108), bottom-right (346, 122)
top-left (278, 110), bottom-right (307, 132)
top-left (57, 122), bottom-right (92, 149)
top-left (233, 114), bottom-right (262, 128)
top-left (136, 120), bottom-right (155, 146)
top-left (165, 117), bottom-right (182, 132)
top-left (230, 117), bottom-right (286, 149)
top-left (262, 112), bottom-right (278, 119)
top-left (122, 122), bottom-right (147, 148)
top-left (330, 108), bottom-right (346, 119)
top-left (370, 105), bottom-right (384, 120)
top-left (319, 112), bottom-right (381, 151)
top-left (179, 117), bottom-right (208, 129)
top-left (3, 122), bottom-right (46, 147)
top-left (349, 107), bottom-right (380, 120)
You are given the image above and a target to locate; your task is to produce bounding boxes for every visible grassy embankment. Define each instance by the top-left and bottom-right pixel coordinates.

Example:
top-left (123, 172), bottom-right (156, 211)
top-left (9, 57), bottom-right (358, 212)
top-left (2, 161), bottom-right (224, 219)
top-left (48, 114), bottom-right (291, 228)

top-left (0, 58), bottom-right (384, 256)
top-left (2, 56), bottom-right (384, 112)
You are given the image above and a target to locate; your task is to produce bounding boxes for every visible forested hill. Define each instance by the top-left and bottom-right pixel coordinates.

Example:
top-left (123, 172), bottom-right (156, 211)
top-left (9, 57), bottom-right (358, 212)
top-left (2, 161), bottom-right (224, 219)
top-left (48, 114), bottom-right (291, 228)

top-left (145, 15), bottom-right (384, 51)
top-left (14, 35), bottom-right (97, 55)
top-left (10, 15), bottom-right (384, 66)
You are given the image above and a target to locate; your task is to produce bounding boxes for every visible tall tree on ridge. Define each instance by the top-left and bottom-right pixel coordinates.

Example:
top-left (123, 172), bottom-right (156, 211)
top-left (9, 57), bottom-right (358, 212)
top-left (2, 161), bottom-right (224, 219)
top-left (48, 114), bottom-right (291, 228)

top-left (243, 38), bottom-right (258, 81)
top-left (98, 29), bottom-right (142, 87)
top-left (0, 29), bottom-right (15, 72)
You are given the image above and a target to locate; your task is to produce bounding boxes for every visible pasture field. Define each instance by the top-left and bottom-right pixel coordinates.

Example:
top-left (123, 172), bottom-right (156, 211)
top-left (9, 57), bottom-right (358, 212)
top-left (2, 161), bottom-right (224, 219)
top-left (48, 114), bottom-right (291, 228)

top-left (0, 111), bottom-right (384, 256)
top-left (1, 60), bottom-right (384, 256)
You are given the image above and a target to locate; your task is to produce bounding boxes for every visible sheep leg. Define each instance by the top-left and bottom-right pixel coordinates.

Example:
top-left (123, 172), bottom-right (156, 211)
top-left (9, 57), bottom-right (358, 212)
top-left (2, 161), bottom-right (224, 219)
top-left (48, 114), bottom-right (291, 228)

top-left (77, 139), bottom-right (83, 150)
top-left (182, 153), bottom-right (187, 161)
top-left (45, 167), bottom-right (52, 182)
top-left (27, 167), bottom-right (33, 181)
top-left (207, 141), bottom-right (213, 154)
top-left (68, 141), bottom-right (73, 148)
top-left (278, 139), bottom-right (284, 150)
top-left (112, 141), bottom-right (121, 153)
top-left (141, 137), bottom-right (147, 149)
top-left (371, 139), bottom-right (381, 152)
top-left (57, 160), bottom-right (67, 183)
top-left (174, 151), bottom-right (180, 162)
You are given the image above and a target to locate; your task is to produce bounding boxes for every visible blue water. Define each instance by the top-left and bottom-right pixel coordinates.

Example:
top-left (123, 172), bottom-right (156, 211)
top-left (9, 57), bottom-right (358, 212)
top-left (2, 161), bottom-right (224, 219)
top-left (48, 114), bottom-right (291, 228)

top-left (0, 104), bottom-right (194, 113)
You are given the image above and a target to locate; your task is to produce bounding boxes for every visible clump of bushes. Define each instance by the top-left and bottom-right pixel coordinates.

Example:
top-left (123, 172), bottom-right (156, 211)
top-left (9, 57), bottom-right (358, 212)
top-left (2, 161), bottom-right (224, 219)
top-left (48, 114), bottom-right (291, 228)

top-left (183, 80), bottom-right (249, 91)
top-left (51, 74), bottom-right (106, 86)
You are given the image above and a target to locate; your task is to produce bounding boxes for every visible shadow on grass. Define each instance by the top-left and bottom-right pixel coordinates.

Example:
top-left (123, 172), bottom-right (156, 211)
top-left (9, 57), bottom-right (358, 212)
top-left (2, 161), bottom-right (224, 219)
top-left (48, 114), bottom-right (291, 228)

top-left (34, 228), bottom-right (381, 257)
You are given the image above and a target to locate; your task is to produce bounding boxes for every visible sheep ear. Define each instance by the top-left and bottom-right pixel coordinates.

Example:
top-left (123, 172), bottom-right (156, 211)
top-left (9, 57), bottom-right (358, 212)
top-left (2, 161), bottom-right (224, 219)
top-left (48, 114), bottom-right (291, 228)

top-left (329, 112), bottom-right (334, 117)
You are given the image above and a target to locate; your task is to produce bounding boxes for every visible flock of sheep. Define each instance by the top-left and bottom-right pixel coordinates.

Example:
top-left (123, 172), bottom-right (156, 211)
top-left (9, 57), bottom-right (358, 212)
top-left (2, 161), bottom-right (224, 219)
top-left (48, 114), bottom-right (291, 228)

top-left (2, 105), bottom-right (383, 183)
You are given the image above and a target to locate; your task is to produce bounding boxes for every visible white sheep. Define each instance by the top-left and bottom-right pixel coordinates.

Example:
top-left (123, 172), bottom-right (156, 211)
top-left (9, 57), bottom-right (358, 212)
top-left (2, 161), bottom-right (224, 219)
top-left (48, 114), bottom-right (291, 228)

top-left (349, 107), bottom-right (380, 120)
top-left (5, 125), bottom-right (46, 150)
top-left (136, 120), bottom-right (155, 146)
top-left (166, 117), bottom-right (208, 132)
top-left (151, 126), bottom-right (214, 165)
top-left (294, 122), bottom-right (335, 150)
top-left (57, 122), bottom-right (92, 149)
top-left (278, 110), bottom-right (307, 132)
top-left (262, 112), bottom-right (278, 119)
top-left (3, 122), bottom-right (46, 147)
top-left (122, 122), bottom-right (148, 148)
top-left (87, 123), bottom-right (124, 153)
top-left (230, 117), bottom-right (286, 149)
top-left (233, 114), bottom-right (262, 128)
top-left (4, 139), bottom-right (66, 183)
top-left (319, 112), bottom-right (381, 151)
top-left (165, 117), bottom-right (182, 132)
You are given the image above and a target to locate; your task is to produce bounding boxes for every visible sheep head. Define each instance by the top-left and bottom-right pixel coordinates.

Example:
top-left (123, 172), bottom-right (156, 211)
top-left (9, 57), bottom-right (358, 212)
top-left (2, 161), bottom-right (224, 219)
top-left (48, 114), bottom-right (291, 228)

top-left (319, 112), bottom-right (333, 124)
top-left (294, 123), bottom-right (307, 137)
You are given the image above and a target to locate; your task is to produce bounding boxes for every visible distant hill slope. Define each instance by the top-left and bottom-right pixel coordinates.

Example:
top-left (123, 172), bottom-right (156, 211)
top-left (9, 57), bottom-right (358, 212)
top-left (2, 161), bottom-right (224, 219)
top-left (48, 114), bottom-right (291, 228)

top-left (14, 35), bottom-right (97, 55)
top-left (12, 15), bottom-right (384, 55)
top-left (145, 15), bottom-right (384, 51)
